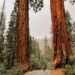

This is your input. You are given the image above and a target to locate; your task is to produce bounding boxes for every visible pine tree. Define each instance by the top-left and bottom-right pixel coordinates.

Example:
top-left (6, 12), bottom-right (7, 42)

top-left (72, 22), bottom-right (75, 41)
top-left (0, 0), bottom-right (6, 63)
top-left (72, 22), bottom-right (75, 56)
top-left (69, 0), bottom-right (75, 4)
top-left (43, 37), bottom-right (52, 69)
top-left (5, 0), bottom-right (18, 69)
top-left (66, 11), bottom-right (72, 42)
top-left (29, 37), bottom-right (41, 70)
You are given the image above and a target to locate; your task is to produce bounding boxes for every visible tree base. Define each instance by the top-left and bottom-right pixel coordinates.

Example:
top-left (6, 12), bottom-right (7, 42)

top-left (48, 68), bottom-right (65, 75)
top-left (16, 62), bottom-right (30, 72)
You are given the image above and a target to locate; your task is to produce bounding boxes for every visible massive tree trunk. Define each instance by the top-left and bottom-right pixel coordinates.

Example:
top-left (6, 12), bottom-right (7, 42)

top-left (50, 0), bottom-right (72, 67)
top-left (17, 0), bottom-right (30, 68)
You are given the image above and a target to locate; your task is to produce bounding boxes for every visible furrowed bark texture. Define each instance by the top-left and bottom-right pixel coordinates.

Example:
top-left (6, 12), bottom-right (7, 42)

top-left (17, 0), bottom-right (30, 68)
top-left (50, 0), bottom-right (72, 65)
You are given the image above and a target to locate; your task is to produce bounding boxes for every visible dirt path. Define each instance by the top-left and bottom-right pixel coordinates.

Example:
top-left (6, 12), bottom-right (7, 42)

top-left (48, 68), bottom-right (65, 75)
top-left (24, 70), bottom-right (51, 75)
top-left (24, 68), bottom-right (64, 75)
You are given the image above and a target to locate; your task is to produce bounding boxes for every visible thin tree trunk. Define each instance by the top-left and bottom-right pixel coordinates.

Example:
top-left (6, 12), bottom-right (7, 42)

top-left (50, 0), bottom-right (72, 67)
top-left (17, 0), bottom-right (30, 69)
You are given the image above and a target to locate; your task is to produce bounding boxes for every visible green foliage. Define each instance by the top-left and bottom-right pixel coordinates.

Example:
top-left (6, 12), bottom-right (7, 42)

top-left (29, 36), bottom-right (52, 70)
top-left (69, 0), bottom-right (75, 5)
top-left (72, 35), bottom-right (75, 57)
top-left (43, 37), bottom-right (52, 70)
top-left (65, 0), bottom-right (75, 5)
top-left (64, 10), bottom-right (75, 75)
top-left (0, 64), bottom-right (5, 75)
top-left (66, 10), bottom-right (72, 41)
top-left (47, 62), bottom-right (52, 70)
top-left (5, 0), bottom-right (18, 69)
top-left (29, 0), bottom-right (44, 12)
top-left (0, 64), bottom-right (26, 75)
top-left (0, 0), bottom-right (44, 72)
top-left (30, 37), bottom-right (41, 70)
top-left (0, 0), bottom-right (6, 62)
top-left (65, 64), bottom-right (75, 75)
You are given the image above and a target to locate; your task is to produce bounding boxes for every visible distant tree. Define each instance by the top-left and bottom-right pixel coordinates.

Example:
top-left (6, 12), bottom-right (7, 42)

top-left (29, 37), bottom-right (41, 69)
top-left (72, 22), bottom-right (75, 38)
top-left (43, 37), bottom-right (50, 57)
top-left (69, 0), bottom-right (75, 4)
top-left (0, 0), bottom-right (6, 63)
top-left (65, 0), bottom-right (75, 4)
top-left (30, 37), bottom-right (41, 70)
top-left (66, 11), bottom-right (72, 42)
top-left (43, 37), bottom-right (52, 69)
top-left (71, 22), bottom-right (75, 56)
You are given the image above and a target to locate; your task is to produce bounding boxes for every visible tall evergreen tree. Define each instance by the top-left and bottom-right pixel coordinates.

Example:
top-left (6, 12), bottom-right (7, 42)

top-left (66, 11), bottom-right (72, 42)
top-left (72, 22), bottom-right (75, 56)
top-left (5, 0), bottom-right (18, 69)
top-left (43, 37), bottom-right (52, 69)
top-left (72, 22), bottom-right (75, 38)
top-left (29, 37), bottom-right (41, 70)
top-left (0, 0), bottom-right (6, 62)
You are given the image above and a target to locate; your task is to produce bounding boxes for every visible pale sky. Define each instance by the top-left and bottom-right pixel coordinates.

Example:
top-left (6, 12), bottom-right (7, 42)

top-left (0, 0), bottom-right (75, 39)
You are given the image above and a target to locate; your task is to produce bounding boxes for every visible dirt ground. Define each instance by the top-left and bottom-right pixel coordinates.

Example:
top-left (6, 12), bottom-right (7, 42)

top-left (24, 68), bottom-right (64, 75)
top-left (48, 68), bottom-right (65, 75)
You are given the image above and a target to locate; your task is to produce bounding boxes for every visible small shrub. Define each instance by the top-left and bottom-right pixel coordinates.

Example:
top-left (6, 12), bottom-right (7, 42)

top-left (65, 64), bottom-right (75, 75)
top-left (0, 64), bottom-right (28, 75)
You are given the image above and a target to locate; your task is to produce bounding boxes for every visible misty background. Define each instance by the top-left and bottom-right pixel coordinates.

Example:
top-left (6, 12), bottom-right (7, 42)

top-left (0, 0), bottom-right (75, 39)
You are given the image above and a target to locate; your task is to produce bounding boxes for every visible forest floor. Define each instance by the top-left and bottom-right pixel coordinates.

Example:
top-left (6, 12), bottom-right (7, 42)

top-left (49, 68), bottom-right (65, 75)
top-left (24, 70), bottom-right (50, 75)
top-left (24, 68), bottom-right (64, 75)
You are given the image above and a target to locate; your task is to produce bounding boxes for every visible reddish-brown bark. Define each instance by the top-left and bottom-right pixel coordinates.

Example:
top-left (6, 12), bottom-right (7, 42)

top-left (59, 0), bottom-right (72, 58)
top-left (50, 0), bottom-right (58, 62)
top-left (50, 0), bottom-right (72, 67)
top-left (17, 0), bottom-right (30, 68)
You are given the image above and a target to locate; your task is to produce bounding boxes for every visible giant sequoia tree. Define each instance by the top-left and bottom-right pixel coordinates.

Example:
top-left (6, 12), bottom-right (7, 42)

top-left (17, 0), bottom-right (30, 68)
top-left (17, 0), bottom-right (43, 69)
top-left (50, 0), bottom-right (72, 68)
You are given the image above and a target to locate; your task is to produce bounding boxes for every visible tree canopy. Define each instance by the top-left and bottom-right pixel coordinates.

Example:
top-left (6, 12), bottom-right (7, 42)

top-left (29, 0), bottom-right (43, 12)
